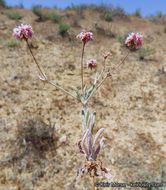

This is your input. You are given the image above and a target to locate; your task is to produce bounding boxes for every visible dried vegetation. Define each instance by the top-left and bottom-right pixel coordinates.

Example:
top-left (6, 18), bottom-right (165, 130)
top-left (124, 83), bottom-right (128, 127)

top-left (0, 5), bottom-right (166, 190)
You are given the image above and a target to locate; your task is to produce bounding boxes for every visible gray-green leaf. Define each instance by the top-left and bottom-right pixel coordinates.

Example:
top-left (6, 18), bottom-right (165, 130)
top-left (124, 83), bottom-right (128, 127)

top-left (86, 84), bottom-right (95, 100)
top-left (73, 87), bottom-right (82, 101)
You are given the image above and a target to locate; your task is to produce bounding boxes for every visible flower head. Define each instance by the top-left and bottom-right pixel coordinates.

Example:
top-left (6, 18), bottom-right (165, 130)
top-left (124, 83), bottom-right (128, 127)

top-left (76, 30), bottom-right (93, 44)
top-left (13, 24), bottom-right (33, 41)
top-left (102, 52), bottom-right (112, 59)
top-left (87, 59), bottom-right (97, 70)
top-left (125, 32), bottom-right (143, 49)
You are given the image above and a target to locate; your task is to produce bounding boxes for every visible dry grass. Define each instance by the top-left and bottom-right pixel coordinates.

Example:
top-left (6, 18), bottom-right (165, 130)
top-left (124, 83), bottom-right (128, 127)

top-left (0, 7), bottom-right (166, 190)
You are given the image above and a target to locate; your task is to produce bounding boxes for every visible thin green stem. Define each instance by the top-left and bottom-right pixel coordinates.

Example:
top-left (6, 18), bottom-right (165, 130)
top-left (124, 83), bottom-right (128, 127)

top-left (95, 75), bottom-right (107, 91)
top-left (108, 50), bottom-right (130, 77)
top-left (81, 43), bottom-right (85, 96)
top-left (26, 40), bottom-right (78, 101)
top-left (26, 40), bottom-right (46, 80)
top-left (85, 51), bottom-right (130, 105)
top-left (97, 59), bottom-right (106, 82)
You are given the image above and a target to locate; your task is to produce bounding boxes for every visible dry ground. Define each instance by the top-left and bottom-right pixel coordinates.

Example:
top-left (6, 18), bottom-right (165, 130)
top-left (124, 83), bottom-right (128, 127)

top-left (0, 7), bottom-right (166, 190)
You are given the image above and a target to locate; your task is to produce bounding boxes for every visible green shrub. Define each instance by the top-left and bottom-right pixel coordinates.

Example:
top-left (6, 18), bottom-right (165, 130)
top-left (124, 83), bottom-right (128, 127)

top-left (134, 9), bottom-right (141, 17)
top-left (4, 38), bottom-right (21, 47)
top-left (32, 6), bottom-right (47, 22)
top-left (157, 11), bottom-right (162, 18)
top-left (32, 6), bottom-right (43, 20)
top-left (104, 12), bottom-right (112, 21)
top-left (5, 12), bottom-right (23, 20)
top-left (0, 0), bottom-right (6, 7)
top-left (66, 4), bottom-right (87, 11)
top-left (48, 11), bottom-right (61, 23)
top-left (138, 47), bottom-right (155, 60)
top-left (58, 24), bottom-right (70, 36)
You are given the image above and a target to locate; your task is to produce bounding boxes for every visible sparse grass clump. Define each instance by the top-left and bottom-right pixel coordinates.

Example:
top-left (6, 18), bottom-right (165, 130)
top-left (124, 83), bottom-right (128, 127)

top-left (92, 5), bottom-right (126, 18)
top-left (104, 12), bottom-right (112, 21)
top-left (4, 38), bottom-right (21, 47)
top-left (48, 11), bottom-right (61, 23)
top-left (66, 4), bottom-right (86, 18)
top-left (138, 47), bottom-right (155, 60)
top-left (5, 11), bottom-right (23, 20)
top-left (110, 6), bottom-right (126, 18)
top-left (58, 23), bottom-right (70, 36)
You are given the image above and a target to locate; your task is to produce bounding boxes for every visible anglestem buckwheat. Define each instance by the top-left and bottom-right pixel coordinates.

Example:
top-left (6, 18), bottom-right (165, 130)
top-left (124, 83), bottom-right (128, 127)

top-left (13, 23), bottom-right (143, 190)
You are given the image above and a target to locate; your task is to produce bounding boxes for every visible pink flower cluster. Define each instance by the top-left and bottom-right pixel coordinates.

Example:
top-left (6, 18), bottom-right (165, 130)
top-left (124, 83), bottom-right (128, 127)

top-left (76, 30), bottom-right (93, 44)
top-left (102, 52), bottom-right (112, 59)
top-left (125, 32), bottom-right (143, 49)
top-left (13, 24), bottom-right (33, 41)
top-left (87, 59), bottom-right (97, 70)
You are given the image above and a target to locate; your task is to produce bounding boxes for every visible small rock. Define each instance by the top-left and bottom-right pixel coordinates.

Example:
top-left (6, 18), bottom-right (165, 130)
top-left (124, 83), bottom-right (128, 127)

top-left (54, 168), bottom-right (60, 174)
top-left (59, 135), bottom-right (66, 143)
top-left (111, 158), bottom-right (115, 165)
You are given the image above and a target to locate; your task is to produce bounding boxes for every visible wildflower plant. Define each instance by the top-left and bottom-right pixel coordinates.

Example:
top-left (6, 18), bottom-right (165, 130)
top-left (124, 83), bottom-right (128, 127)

top-left (13, 23), bottom-right (143, 189)
top-left (58, 23), bottom-right (70, 37)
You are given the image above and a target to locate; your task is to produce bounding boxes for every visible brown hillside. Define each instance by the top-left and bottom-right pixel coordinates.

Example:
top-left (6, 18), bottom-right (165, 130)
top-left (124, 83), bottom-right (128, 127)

top-left (0, 7), bottom-right (166, 190)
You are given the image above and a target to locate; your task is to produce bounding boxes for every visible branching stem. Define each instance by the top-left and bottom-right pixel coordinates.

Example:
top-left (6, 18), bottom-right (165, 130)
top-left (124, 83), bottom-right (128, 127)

top-left (26, 40), bottom-right (78, 101)
top-left (85, 51), bottom-right (130, 105)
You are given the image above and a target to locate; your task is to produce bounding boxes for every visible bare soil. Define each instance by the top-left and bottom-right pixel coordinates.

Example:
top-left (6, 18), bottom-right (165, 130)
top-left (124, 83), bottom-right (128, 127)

top-left (0, 8), bottom-right (166, 190)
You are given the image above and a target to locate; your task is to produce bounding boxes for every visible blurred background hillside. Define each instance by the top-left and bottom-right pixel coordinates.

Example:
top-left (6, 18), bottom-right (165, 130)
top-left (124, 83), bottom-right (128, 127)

top-left (3, 0), bottom-right (166, 17)
top-left (0, 0), bottom-right (166, 190)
